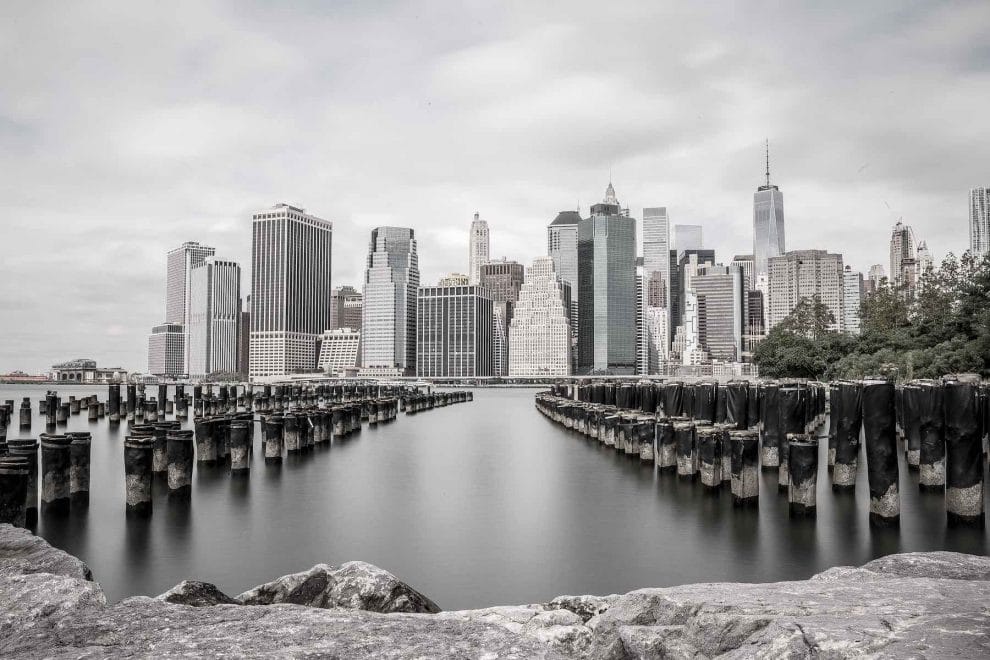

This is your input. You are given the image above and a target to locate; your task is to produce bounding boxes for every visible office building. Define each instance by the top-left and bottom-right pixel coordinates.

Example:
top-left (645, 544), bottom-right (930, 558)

top-left (548, 210), bottom-right (581, 366)
top-left (577, 183), bottom-right (637, 375)
top-left (889, 220), bottom-right (917, 290)
top-left (147, 323), bottom-right (185, 377)
top-left (480, 259), bottom-right (524, 303)
top-left (753, 144), bottom-right (785, 286)
top-left (416, 285), bottom-right (493, 377)
top-left (468, 212), bottom-right (490, 285)
top-left (842, 266), bottom-right (863, 335)
top-left (250, 203), bottom-right (332, 378)
top-left (361, 226), bottom-right (419, 376)
top-left (670, 249), bottom-right (716, 333)
top-left (161, 241), bottom-right (215, 373)
top-left (673, 224), bottom-right (704, 252)
top-left (187, 257), bottom-right (242, 379)
top-left (330, 286), bottom-right (363, 331)
top-left (643, 207), bottom-right (671, 358)
top-left (509, 256), bottom-right (572, 376)
top-left (864, 264), bottom-right (886, 296)
top-left (317, 328), bottom-right (361, 375)
top-left (767, 250), bottom-right (844, 332)
top-left (692, 265), bottom-right (744, 361)
top-left (237, 298), bottom-right (250, 377)
top-left (730, 254), bottom-right (755, 291)
top-left (971, 187), bottom-right (989, 257)
top-left (916, 240), bottom-right (934, 276)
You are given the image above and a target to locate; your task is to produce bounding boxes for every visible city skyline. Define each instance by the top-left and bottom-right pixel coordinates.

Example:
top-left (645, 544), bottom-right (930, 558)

top-left (2, 2), bottom-right (989, 372)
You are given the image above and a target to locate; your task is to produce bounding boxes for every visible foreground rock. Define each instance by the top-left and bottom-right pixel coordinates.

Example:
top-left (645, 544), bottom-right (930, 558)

top-left (1, 524), bottom-right (988, 658)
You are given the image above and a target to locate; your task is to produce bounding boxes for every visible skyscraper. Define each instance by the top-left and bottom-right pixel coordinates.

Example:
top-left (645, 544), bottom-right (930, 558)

top-left (730, 254), bottom-right (755, 291)
top-left (673, 224), bottom-right (704, 252)
top-left (767, 250), bottom-right (844, 332)
top-left (842, 266), bottom-right (863, 335)
top-left (548, 210), bottom-right (581, 368)
top-left (508, 256), bottom-right (572, 376)
top-left (970, 187), bottom-right (989, 257)
top-left (188, 257), bottom-right (242, 379)
top-left (753, 143), bottom-right (785, 288)
top-left (692, 265), bottom-right (744, 361)
top-left (865, 264), bottom-right (887, 296)
top-left (468, 212), bottom-right (490, 285)
top-left (643, 207), bottom-right (671, 363)
top-left (669, 249), bottom-right (716, 334)
top-left (890, 220), bottom-right (918, 295)
top-left (416, 284), bottom-right (493, 377)
top-left (330, 286), bottom-right (363, 331)
top-left (480, 259), bottom-right (525, 377)
top-left (577, 183), bottom-right (637, 375)
top-left (250, 203), bottom-right (332, 379)
top-left (361, 226), bottom-right (419, 376)
top-left (916, 240), bottom-right (934, 276)
top-left (156, 240), bottom-right (215, 375)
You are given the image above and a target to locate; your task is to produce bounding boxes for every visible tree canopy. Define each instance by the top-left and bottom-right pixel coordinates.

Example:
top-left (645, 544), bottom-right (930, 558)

top-left (753, 251), bottom-right (990, 381)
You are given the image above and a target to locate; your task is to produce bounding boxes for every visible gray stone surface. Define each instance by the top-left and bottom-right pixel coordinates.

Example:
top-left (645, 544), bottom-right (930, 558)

top-left (1, 524), bottom-right (988, 658)
top-left (158, 580), bottom-right (241, 607)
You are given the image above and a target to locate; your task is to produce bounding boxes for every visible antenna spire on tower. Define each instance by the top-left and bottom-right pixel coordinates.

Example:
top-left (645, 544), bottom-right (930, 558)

top-left (765, 139), bottom-right (771, 187)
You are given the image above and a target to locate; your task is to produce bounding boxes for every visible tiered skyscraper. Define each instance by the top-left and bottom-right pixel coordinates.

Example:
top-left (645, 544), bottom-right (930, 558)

top-left (249, 203), bottom-right (332, 379)
top-left (147, 240), bottom-right (216, 377)
top-left (577, 183), bottom-right (636, 375)
top-left (361, 226), bottom-right (419, 376)
top-left (508, 256), bottom-right (572, 376)
top-left (187, 257), bottom-right (242, 379)
top-left (753, 143), bottom-right (785, 291)
top-left (468, 212), bottom-right (490, 285)
top-left (969, 187), bottom-right (988, 257)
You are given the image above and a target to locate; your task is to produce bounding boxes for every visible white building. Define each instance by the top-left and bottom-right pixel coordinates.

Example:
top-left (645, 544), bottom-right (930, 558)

top-left (643, 207), bottom-right (671, 364)
top-left (889, 220), bottom-right (917, 290)
top-left (317, 328), bottom-right (361, 375)
top-left (547, 210), bottom-right (581, 369)
top-left (970, 187), bottom-right (989, 257)
top-left (147, 323), bottom-right (185, 377)
top-left (508, 256), bottom-right (571, 376)
top-left (767, 250), bottom-right (844, 332)
top-left (158, 241), bottom-right (215, 374)
top-left (250, 203), bottom-right (332, 379)
top-left (753, 145), bottom-right (786, 286)
top-left (188, 257), bottom-right (241, 379)
top-left (468, 212), bottom-right (490, 285)
top-left (842, 266), bottom-right (863, 335)
top-left (492, 304), bottom-right (508, 377)
top-left (361, 226), bottom-right (419, 376)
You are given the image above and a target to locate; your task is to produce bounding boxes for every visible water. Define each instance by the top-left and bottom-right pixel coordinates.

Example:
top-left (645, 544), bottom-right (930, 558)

top-left (3, 384), bottom-right (988, 610)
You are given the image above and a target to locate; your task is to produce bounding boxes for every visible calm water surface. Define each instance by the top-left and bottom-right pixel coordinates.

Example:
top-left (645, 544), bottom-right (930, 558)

top-left (3, 384), bottom-right (988, 609)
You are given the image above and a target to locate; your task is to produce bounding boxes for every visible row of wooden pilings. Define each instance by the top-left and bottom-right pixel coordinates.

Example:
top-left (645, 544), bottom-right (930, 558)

top-left (0, 384), bottom-right (473, 524)
top-left (536, 377), bottom-right (987, 527)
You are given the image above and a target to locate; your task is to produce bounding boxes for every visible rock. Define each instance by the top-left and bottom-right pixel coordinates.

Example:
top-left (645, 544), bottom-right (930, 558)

top-left (1, 524), bottom-right (989, 659)
top-left (158, 580), bottom-right (241, 607)
top-left (0, 523), bottom-right (92, 581)
top-left (236, 561), bottom-right (440, 613)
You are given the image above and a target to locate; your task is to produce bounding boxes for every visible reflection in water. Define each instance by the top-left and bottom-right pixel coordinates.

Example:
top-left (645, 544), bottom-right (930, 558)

top-left (3, 384), bottom-right (988, 609)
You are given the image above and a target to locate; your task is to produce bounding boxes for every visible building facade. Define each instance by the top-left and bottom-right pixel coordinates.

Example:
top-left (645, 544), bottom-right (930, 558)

top-left (330, 286), bottom-right (363, 331)
top-left (767, 250), bottom-right (844, 332)
top-left (51, 359), bottom-right (127, 384)
top-left (577, 183), bottom-right (637, 375)
top-left (643, 207), bottom-right (671, 363)
top-left (147, 323), bottom-right (185, 377)
top-left (361, 226), bottom-right (419, 376)
top-left (508, 256), bottom-right (572, 376)
top-left (548, 210), bottom-right (581, 368)
top-left (187, 257), bottom-right (242, 379)
top-left (250, 203), bottom-right (332, 379)
top-left (970, 187), bottom-right (989, 257)
top-left (842, 266), bottom-right (863, 334)
top-left (692, 265), bottom-right (744, 361)
top-left (416, 285), bottom-right (493, 377)
top-left (317, 327), bottom-right (361, 375)
top-left (160, 241), bottom-right (215, 375)
top-left (468, 212), bottom-right (490, 285)
top-left (480, 259), bottom-right (524, 303)
top-left (438, 273), bottom-right (469, 287)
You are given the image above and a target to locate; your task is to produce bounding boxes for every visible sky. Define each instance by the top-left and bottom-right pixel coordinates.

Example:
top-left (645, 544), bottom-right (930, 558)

top-left (1, 0), bottom-right (988, 373)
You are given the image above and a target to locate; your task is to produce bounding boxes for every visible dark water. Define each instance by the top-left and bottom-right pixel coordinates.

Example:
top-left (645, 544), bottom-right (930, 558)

top-left (3, 384), bottom-right (988, 610)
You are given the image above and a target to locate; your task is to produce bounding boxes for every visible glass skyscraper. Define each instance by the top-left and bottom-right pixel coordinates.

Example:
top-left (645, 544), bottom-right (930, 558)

top-left (416, 285), bottom-right (493, 377)
top-left (753, 146), bottom-right (785, 285)
top-left (577, 183), bottom-right (637, 375)
top-left (361, 226), bottom-right (419, 376)
top-left (970, 187), bottom-right (989, 257)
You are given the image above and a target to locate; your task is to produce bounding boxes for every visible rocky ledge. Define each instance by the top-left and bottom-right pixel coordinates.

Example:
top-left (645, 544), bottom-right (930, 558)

top-left (1, 525), bottom-right (988, 658)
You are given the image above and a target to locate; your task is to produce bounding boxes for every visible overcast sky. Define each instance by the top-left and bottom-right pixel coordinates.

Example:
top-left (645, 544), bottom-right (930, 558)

top-left (1, 0), bottom-right (987, 373)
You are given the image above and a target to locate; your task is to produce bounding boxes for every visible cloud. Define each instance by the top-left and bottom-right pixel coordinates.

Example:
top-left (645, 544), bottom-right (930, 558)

top-left (0, 0), bottom-right (987, 372)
